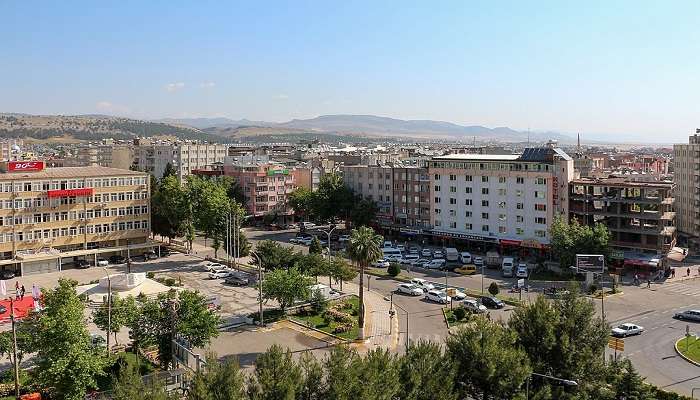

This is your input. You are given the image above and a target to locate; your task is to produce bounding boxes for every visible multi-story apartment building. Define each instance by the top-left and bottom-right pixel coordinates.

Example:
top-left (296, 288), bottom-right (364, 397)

top-left (340, 165), bottom-right (394, 225)
top-left (392, 166), bottom-right (431, 233)
top-left (569, 178), bottom-right (676, 255)
top-left (132, 140), bottom-right (228, 179)
top-left (293, 166), bottom-right (324, 192)
top-left (0, 139), bottom-right (22, 161)
top-left (673, 132), bottom-right (700, 248)
top-left (0, 161), bottom-right (152, 276)
top-left (76, 145), bottom-right (134, 170)
top-left (428, 147), bottom-right (573, 253)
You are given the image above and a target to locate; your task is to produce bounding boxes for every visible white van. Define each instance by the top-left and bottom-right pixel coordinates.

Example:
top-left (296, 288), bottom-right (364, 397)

top-left (382, 248), bottom-right (403, 261)
top-left (444, 248), bottom-right (460, 262)
top-left (459, 252), bottom-right (472, 264)
top-left (501, 257), bottom-right (515, 278)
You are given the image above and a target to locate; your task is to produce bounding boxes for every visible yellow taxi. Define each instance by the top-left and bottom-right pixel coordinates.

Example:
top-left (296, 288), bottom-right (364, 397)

top-left (454, 264), bottom-right (477, 275)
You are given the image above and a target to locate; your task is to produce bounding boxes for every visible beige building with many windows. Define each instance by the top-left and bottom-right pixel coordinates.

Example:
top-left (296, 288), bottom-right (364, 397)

top-left (0, 162), bottom-right (153, 275)
top-left (673, 133), bottom-right (700, 248)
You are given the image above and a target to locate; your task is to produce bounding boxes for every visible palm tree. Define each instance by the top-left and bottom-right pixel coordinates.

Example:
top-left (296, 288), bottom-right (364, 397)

top-left (347, 226), bottom-right (383, 339)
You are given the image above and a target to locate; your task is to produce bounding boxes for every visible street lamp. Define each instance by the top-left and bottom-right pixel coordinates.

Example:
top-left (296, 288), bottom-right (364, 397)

top-left (320, 224), bottom-right (337, 286)
top-left (390, 292), bottom-right (410, 348)
top-left (250, 251), bottom-right (264, 327)
top-left (526, 372), bottom-right (578, 399)
top-left (102, 267), bottom-right (112, 355)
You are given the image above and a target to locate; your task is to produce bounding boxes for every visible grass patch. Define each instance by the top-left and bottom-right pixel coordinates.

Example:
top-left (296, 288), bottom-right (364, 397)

top-left (293, 296), bottom-right (360, 340)
top-left (443, 307), bottom-right (474, 328)
top-left (677, 336), bottom-right (700, 363)
top-left (248, 308), bottom-right (286, 324)
top-left (365, 268), bottom-right (410, 281)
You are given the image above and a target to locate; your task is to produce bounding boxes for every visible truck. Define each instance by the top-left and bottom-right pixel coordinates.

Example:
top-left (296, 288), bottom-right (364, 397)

top-left (443, 247), bottom-right (460, 262)
top-left (501, 257), bottom-right (515, 278)
top-left (309, 284), bottom-right (341, 300)
top-left (485, 251), bottom-right (502, 269)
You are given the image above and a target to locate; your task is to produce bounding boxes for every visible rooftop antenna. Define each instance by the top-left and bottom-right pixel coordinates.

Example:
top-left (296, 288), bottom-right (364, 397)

top-left (527, 127), bottom-right (530, 146)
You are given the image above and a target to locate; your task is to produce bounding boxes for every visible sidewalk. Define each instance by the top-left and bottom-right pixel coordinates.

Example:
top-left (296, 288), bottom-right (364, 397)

top-left (336, 280), bottom-right (398, 352)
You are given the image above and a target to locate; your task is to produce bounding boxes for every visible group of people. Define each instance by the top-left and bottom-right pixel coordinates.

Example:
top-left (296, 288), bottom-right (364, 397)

top-left (14, 281), bottom-right (26, 300)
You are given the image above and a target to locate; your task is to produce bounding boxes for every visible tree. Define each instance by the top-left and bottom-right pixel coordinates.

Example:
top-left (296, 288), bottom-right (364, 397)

top-left (188, 352), bottom-right (246, 400)
top-left (509, 286), bottom-right (608, 398)
top-left (0, 322), bottom-right (35, 376)
top-left (262, 268), bottom-right (313, 313)
top-left (399, 340), bottom-right (458, 400)
top-left (446, 317), bottom-right (531, 400)
top-left (488, 282), bottom-right (499, 296)
top-left (298, 351), bottom-right (324, 400)
top-left (254, 240), bottom-right (302, 271)
top-left (329, 258), bottom-right (357, 291)
top-left (387, 262), bottom-right (401, 277)
top-left (187, 176), bottom-right (231, 254)
top-left (608, 359), bottom-right (655, 400)
top-left (322, 346), bottom-right (362, 400)
top-left (357, 348), bottom-right (400, 400)
top-left (27, 279), bottom-right (108, 400)
top-left (93, 295), bottom-right (138, 345)
top-left (162, 162), bottom-right (177, 180)
top-left (550, 215), bottom-right (611, 270)
top-left (349, 196), bottom-right (378, 228)
top-left (309, 237), bottom-right (323, 255)
top-left (295, 253), bottom-right (327, 282)
top-left (347, 226), bottom-right (383, 338)
top-left (314, 173), bottom-right (354, 222)
top-left (222, 176), bottom-right (246, 205)
top-left (247, 344), bottom-right (302, 399)
top-left (176, 290), bottom-right (221, 349)
top-left (111, 358), bottom-right (175, 400)
top-left (152, 175), bottom-right (191, 242)
top-left (288, 187), bottom-right (315, 221)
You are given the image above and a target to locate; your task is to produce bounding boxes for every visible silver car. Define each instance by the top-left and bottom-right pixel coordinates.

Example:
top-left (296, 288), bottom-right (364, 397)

top-left (675, 309), bottom-right (700, 321)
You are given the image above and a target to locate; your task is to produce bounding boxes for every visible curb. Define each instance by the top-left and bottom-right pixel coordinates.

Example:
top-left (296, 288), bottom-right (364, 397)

top-left (286, 318), bottom-right (350, 344)
top-left (674, 336), bottom-right (700, 367)
top-left (442, 307), bottom-right (450, 329)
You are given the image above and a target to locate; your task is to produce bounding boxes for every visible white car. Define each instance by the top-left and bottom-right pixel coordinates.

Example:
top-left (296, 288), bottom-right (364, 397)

top-left (516, 264), bottom-right (528, 278)
top-left (297, 237), bottom-right (313, 246)
top-left (421, 248), bottom-right (433, 257)
top-left (397, 283), bottom-right (424, 296)
top-left (425, 290), bottom-right (450, 304)
top-left (396, 245), bottom-right (406, 252)
top-left (205, 262), bottom-right (226, 272)
top-left (208, 270), bottom-right (231, 279)
top-left (473, 256), bottom-right (484, 266)
top-left (463, 299), bottom-right (487, 313)
top-left (459, 252), bottom-right (472, 264)
top-left (338, 235), bottom-right (350, 242)
top-left (96, 258), bottom-right (109, 267)
top-left (433, 251), bottom-right (445, 259)
top-left (374, 259), bottom-right (390, 268)
top-left (300, 222), bottom-right (316, 229)
top-left (611, 323), bottom-right (644, 337)
top-left (441, 288), bottom-right (467, 301)
top-left (400, 254), bottom-right (420, 265)
top-left (426, 259), bottom-right (446, 270)
top-left (411, 278), bottom-right (435, 292)
top-left (409, 247), bottom-right (420, 255)
top-left (383, 241), bottom-right (394, 248)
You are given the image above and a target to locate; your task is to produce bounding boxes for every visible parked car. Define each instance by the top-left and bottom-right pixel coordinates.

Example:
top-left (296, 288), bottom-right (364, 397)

top-left (75, 259), bottom-right (90, 269)
top-left (674, 309), bottom-right (700, 321)
top-left (459, 252), bottom-right (472, 264)
top-left (383, 241), bottom-right (394, 248)
top-left (454, 264), bottom-right (477, 275)
top-left (144, 250), bottom-right (158, 260)
top-left (0, 270), bottom-right (15, 280)
top-left (224, 275), bottom-right (249, 286)
top-left (611, 323), bottom-right (644, 337)
top-left (410, 278), bottom-right (435, 292)
top-left (109, 255), bottom-right (126, 264)
top-left (296, 237), bottom-right (313, 246)
top-left (397, 283), bottom-right (424, 296)
top-left (96, 258), bottom-right (109, 267)
top-left (205, 262), bottom-right (226, 272)
top-left (463, 299), bottom-right (487, 314)
top-left (400, 254), bottom-right (420, 265)
top-left (410, 259), bottom-right (431, 268)
top-left (441, 288), bottom-right (466, 300)
top-left (433, 250), bottom-right (445, 259)
top-left (300, 222), bottom-right (317, 229)
top-left (421, 248), bottom-right (433, 257)
top-left (544, 286), bottom-right (570, 297)
top-left (516, 263), bottom-right (528, 278)
top-left (338, 234), bottom-right (350, 243)
top-left (396, 244), bottom-right (406, 253)
top-left (409, 246), bottom-right (420, 255)
top-left (426, 259), bottom-right (446, 270)
top-left (209, 270), bottom-right (232, 279)
top-left (481, 296), bottom-right (505, 309)
top-left (373, 259), bottom-right (390, 268)
top-left (425, 290), bottom-right (450, 304)
top-left (473, 256), bottom-right (484, 267)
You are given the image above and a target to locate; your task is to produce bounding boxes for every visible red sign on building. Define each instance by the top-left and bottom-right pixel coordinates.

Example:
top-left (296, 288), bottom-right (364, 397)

top-left (47, 188), bottom-right (94, 198)
top-left (7, 161), bottom-right (45, 172)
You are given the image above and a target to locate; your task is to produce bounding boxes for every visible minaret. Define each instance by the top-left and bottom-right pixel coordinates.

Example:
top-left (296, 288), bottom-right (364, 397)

top-left (577, 133), bottom-right (581, 152)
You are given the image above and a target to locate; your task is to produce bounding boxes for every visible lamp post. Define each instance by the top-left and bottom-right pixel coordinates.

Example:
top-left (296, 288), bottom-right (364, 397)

top-left (526, 372), bottom-right (578, 400)
top-left (481, 264), bottom-right (485, 294)
top-left (251, 252), bottom-right (264, 327)
top-left (320, 224), bottom-right (337, 286)
top-left (102, 267), bottom-right (112, 355)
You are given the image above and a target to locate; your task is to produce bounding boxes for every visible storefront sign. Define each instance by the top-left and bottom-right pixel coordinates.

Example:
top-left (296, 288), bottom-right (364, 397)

top-left (521, 239), bottom-right (544, 249)
top-left (610, 249), bottom-right (625, 260)
top-left (8, 161), bottom-right (44, 172)
top-left (428, 230), bottom-right (499, 243)
top-left (399, 228), bottom-right (423, 235)
top-left (552, 176), bottom-right (559, 205)
top-left (47, 188), bottom-right (94, 198)
top-left (500, 239), bottom-right (522, 246)
top-left (266, 169), bottom-right (289, 176)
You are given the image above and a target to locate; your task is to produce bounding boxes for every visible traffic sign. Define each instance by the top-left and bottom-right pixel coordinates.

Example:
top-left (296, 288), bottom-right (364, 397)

top-left (608, 337), bottom-right (625, 351)
top-left (576, 254), bottom-right (605, 273)
top-left (516, 279), bottom-right (525, 288)
top-left (446, 288), bottom-right (457, 297)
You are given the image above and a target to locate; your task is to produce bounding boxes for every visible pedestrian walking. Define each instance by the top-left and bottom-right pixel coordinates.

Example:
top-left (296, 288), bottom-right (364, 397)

top-left (14, 281), bottom-right (19, 291)
top-left (15, 287), bottom-right (20, 300)
top-left (672, 269), bottom-right (676, 278)
top-left (688, 267), bottom-right (691, 277)
top-left (20, 285), bottom-right (25, 299)
top-left (634, 274), bottom-right (639, 285)
top-left (647, 278), bottom-right (651, 288)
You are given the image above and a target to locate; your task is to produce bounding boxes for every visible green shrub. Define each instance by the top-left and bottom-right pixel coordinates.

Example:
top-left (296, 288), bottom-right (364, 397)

top-left (488, 282), bottom-right (499, 296)
top-left (311, 289), bottom-right (329, 313)
top-left (387, 263), bottom-right (401, 277)
top-left (146, 272), bottom-right (155, 279)
top-left (164, 278), bottom-right (176, 287)
top-left (453, 307), bottom-right (466, 321)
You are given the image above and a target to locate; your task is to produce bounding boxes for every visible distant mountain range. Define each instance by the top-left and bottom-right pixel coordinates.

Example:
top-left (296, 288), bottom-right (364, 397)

top-left (160, 114), bottom-right (575, 143)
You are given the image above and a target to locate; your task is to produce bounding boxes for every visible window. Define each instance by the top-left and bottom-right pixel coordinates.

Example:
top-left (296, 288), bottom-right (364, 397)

top-left (481, 176), bottom-right (489, 183)
top-left (435, 220), bottom-right (442, 227)
top-left (434, 185), bottom-right (441, 192)
top-left (434, 208), bottom-right (441, 214)
top-left (481, 200), bottom-right (489, 207)
top-left (516, 177), bottom-right (524, 184)
top-left (498, 201), bottom-right (506, 208)
top-left (434, 174), bottom-right (441, 180)
top-left (368, 183), bottom-right (373, 189)
top-left (498, 214), bottom-right (506, 221)
top-left (482, 212), bottom-right (489, 219)
top-left (516, 228), bottom-right (524, 235)
top-left (434, 197), bottom-right (441, 203)
top-left (516, 190), bottom-right (523, 197)
top-left (482, 188), bottom-right (489, 195)
top-left (498, 188), bottom-right (506, 196)
top-left (449, 209), bottom-right (456, 216)
top-left (450, 221), bottom-right (457, 229)
top-left (499, 226), bottom-right (507, 233)
top-left (465, 211), bottom-right (472, 217)
top-left (449, 198), bottom-right (457, 205)
top-left (516, 215), bottom-right (524, 223)
top-left (450, 186), bottom-right (457, 193)
top-left (465, 187), bottom-right (472, 194)
top-left (535, 230), bottom-right (546, 238)
top-left (535, 204), bottom-right (547, 211)
top-left (536, 177), bottom-right (547, 185)
top-left (465, 223), bottom-right (472, 230)
top-left (535, 217), bottom-right (547, 224)
top-left (465, 175), bottom-right (473, 182)
top-left (534, 191), bottom-right (545, 199)
top-left (499, 177), bottom-right (506, 183)
top-left (465, 199), bottom-right (472, 206)
top-left (449, 174), bottom-right (456, 181)
top-left (517, 203), bottom-right (524, 209)
top-left (482, 225), bottom-right (489, 232)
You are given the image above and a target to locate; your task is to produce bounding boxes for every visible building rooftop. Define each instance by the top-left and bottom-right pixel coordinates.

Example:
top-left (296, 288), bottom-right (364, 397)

top-left (571, 177), bottom-right (675, 189)
top-left (433, 154), bottom-right (520, 161)
top-left (0, 165), bottom-right (146, 181)
top-left (434, 147), bottom-right (573, 162)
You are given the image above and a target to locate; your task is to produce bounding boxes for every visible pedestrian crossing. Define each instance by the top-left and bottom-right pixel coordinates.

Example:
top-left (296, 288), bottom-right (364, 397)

top-left (658, 281), bottom-right (700, 298)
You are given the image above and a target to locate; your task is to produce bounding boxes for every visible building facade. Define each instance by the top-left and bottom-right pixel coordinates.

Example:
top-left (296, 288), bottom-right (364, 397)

top-left (77, 145), bottom-right (134, 170)
top-left (392, 166), bottom-right (431, 232)
top-left (0, 162), bottom-right (152, 275)
top-left (133, 140), bottom-right (228, 180)
top-left (427, 147), bottom-right (573, 252)
top-left (569, 178), bottom-right (676, 254)
top-left (673, 133), bottom-right (700, 246)
top-left (340, 165), bottom-right (394, 225)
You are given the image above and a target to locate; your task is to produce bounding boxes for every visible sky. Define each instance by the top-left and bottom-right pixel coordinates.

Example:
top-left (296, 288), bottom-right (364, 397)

top-left (1, 1), bottom-right (700, 142)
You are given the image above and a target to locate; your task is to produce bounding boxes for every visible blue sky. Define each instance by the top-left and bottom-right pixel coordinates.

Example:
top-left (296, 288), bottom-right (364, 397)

top-left (2, 1), bottom-right (699, 142)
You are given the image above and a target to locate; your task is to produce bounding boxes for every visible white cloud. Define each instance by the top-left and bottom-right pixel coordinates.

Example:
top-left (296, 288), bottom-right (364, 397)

top-left (95, 101), bottom-right (130, 115)
top-left (164, 82), bottom-right (185, 92)
top-left (198, 82), bottom-right (216, 88)
top-left (273, 94), bottom-right (289, 100)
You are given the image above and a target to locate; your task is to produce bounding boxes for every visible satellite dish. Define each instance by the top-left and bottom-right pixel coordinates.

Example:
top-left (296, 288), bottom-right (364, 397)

top-left (11, 144), bottom-right (20, 152)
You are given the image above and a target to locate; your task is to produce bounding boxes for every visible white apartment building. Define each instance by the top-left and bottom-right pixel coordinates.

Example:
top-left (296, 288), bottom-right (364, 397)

top-left (428, 147), bottom-right (573, 251)
top-left (133, 141), bottom-right (228, 179)
top-left (673, 132), bottom-right (700, 247)
top-left (340, 165), bottom-right (394, 224)
top-left (0, 139), bottom-right (22, 161)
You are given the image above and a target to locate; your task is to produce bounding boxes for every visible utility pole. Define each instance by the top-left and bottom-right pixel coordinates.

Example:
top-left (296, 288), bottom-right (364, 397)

top-left (10, 298), bottom-right (19, 399)
top-left (251, 252), bottom-right (264, 326)
top-left (103, 267), bottom-right (112, 355)
top-left (167, 298), bottom-right (179, 370)
top-left (126, 239), bottom-right (131, 274)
